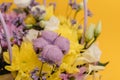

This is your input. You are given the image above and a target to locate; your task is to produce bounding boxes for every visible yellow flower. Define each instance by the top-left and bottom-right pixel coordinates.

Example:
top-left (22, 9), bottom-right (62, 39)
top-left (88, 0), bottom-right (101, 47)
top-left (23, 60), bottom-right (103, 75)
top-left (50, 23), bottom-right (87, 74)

top-left (44, 5), bottom-right (54, 20)
top-left (24, 15), bottom-right (36, 25)
top-left (3, 42), bottom-right (41, 80)
top-left (55, 16), bottom-right (84, 74)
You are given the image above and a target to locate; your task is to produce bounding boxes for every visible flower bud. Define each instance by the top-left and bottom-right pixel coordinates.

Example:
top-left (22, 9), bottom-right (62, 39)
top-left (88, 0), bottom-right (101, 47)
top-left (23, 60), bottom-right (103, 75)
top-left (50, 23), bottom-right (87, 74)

top-left (39, 20), bottom-right (45, 28)
top-left (78, 2), bottom-right (84, 10)
top-left (94, 21), bottom-right (102, 38)
top-left (85, 24), bottom-right (95, 42)
top-left (14, 0), bottom-right (31, 8)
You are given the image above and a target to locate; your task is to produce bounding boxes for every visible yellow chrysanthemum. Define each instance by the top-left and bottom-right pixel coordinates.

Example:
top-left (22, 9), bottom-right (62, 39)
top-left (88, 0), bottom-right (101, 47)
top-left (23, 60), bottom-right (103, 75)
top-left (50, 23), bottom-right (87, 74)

top-left (55, 16), bottom-right (84, 74)
top-left (44, 5), bottom-right (54, 20)
top-left (3, 42), bottom-right (41, 80)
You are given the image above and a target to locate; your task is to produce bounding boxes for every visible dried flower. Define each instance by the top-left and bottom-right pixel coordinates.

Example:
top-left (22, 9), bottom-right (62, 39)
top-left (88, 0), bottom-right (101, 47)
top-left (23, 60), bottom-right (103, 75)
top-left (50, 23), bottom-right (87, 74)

top-left (0, 2), bottom-right (12, 13)
top-left (31, 5), bottom-right (46, 19)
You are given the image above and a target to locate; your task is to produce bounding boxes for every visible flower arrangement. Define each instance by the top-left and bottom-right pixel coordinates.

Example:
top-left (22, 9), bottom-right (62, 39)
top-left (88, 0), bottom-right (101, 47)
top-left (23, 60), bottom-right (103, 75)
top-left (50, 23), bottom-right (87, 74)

top-left (0, 0), bottom-right (109, 80)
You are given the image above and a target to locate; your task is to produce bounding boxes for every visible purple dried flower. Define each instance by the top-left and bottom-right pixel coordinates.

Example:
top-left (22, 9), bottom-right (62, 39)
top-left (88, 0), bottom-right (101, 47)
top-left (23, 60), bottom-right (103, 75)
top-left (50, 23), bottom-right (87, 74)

top-left (41, 30), bottom-right (59, 43)
top-left (0, 12), bottom-right (26, 48)
top-left (71, 19), bottom-right (76, 25)
top-left (87, 9), bottom-right (93, 17)
top-left (31, 68), bottom-right (40, 80)
top-left (30, 0), bottom-right (39, 7)
top-left (0, 2), bottom-right (12, 13)
top-left (60, 73), bottom-right (69, 80)
top-left (33, 37), bottom-right (49, 51)
top-left (41, 45), bottom-right (63, 65)
top-left (54, 36), bottom-right (70, 54)
top-left (73, 67), bottom-right (87, 80)
top-left (78, 25), bottom-right (82, 29)
top-left (49, 2), bottom-right (56, 11)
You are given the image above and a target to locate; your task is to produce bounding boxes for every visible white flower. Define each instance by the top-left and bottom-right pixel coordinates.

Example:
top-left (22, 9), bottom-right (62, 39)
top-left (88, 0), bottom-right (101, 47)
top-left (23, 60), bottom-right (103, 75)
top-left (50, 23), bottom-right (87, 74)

top-left (31, 5), bottom-right (46, 19)
top-left (82, 43), bottom-right (101, 63)
top-left (24, 29), bottom-right (39, 42)
top-left (45, 16), bottom-right (60, 31)
top-left (14, 0), bottom-right (31, 8)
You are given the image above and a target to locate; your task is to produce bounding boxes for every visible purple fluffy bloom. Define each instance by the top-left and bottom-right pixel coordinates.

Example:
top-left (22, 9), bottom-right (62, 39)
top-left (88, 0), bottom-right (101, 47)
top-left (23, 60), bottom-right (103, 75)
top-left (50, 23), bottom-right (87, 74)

top-left (54, 36), bottom-right (70, 54)
top-left (41, 45), bottom-right (63, 65)
top-left (33, 37), bottom-right (49, 50)
top-left (41, 30), bottom-right (59, 43)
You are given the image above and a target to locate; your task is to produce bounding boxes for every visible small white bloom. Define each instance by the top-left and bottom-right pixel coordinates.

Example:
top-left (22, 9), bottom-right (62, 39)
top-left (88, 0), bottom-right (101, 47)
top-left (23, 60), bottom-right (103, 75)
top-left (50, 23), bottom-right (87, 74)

top-left (82, 43), bottom-right (101, 63)
top-left (24, 29), bottom-right (39, 42)
top-left (14, 0), bottom-right (31, 8)
top-left (31, 5), bottom-right (46, 19)
top-left (45, 16), bottom-right (60, 31)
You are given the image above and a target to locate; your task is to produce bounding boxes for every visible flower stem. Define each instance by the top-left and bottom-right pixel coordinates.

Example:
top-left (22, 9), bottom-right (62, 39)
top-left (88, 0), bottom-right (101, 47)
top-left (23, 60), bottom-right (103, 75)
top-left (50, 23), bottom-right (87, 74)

top-left (81, 0), bottom-right (87, 44)
top-left (0, 11), bottom-right (12, 64)
top-left (39, 62), bottom-right (44, 78)
top-left (43, 0), bottom-right (46, 7)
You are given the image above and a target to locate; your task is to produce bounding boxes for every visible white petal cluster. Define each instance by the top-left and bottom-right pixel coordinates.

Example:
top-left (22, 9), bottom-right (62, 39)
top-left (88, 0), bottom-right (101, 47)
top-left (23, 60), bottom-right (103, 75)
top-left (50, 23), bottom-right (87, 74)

top-left (82, 43), bottom-right (101, 63)
top-left (14, 0), bottom-right (32, 8)
top-left (45, 16), bottom-right (60, 31)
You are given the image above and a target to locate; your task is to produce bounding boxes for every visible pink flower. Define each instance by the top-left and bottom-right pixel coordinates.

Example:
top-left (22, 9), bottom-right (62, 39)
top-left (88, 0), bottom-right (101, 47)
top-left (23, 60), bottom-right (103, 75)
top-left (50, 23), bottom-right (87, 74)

top-left (41, 45), bottom-right (63, 65)
top-left (74, 67), bottom-right (87, 80)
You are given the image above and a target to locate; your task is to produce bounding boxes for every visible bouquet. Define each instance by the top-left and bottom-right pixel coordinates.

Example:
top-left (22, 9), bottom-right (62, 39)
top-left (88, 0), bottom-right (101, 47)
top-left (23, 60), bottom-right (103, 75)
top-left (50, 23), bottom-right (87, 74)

top-left (0, 0), bottom-right (108, 80)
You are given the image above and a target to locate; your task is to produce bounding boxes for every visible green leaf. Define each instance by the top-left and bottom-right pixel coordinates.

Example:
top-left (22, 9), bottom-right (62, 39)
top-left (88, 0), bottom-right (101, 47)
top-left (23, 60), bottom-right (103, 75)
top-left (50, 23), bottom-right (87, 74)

top-left (98, 61), bottom-right (109, 66)
top-left (69, 76), bottom-right (75, 80)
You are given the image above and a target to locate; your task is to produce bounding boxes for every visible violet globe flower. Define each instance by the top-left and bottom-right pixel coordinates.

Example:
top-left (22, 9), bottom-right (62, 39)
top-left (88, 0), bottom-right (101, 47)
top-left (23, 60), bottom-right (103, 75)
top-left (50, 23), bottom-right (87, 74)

top-left (33, 37), bottom-right (49, 51)
top-left (41, 30), bottom-right (59, 43)
top-left (41, 45), bottom-right (64, 65)
top-left (54, 36), bottom-right (70, 54)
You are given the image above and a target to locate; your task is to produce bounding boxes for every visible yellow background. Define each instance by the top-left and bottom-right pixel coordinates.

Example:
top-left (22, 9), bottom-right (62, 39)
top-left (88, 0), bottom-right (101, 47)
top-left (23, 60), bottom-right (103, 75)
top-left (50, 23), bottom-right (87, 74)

top-left (0, 0), bottom-right (120, 80)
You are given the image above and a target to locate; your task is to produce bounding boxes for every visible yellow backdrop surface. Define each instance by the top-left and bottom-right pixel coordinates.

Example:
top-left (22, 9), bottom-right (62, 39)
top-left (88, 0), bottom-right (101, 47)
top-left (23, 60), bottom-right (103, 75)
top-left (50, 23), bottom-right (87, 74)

top-left (0, 0), bottom-right (120, 80)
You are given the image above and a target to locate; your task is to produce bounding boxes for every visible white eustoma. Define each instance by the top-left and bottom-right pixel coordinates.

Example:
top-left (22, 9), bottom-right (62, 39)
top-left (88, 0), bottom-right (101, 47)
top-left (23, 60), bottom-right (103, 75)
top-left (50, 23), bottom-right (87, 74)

top-left (24, 29), bottom-right (39, 42)
top-left (14, 0), bottom-right (31, 8)
top-left (82, 43), bottom-right (101, 63)
top-left (45, 16), bottom-right (60, 31)
top-left (84, 64), bottom-right (104, 79)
